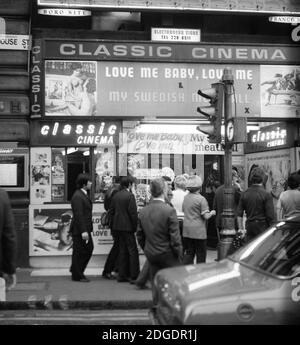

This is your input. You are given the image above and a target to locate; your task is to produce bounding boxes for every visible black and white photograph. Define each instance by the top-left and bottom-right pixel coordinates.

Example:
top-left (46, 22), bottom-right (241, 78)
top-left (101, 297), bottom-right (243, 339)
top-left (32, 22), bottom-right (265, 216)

top-left (1, 0), bottom-right (300, 331)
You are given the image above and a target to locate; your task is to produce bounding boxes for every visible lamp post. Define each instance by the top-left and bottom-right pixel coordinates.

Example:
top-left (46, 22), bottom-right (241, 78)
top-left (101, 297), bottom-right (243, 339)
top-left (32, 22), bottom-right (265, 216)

top-left (217, 68), bottom-right (237, 260)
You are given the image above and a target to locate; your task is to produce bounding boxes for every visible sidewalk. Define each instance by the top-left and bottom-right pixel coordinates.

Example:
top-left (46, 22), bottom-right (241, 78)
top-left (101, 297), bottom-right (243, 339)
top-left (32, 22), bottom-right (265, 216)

top-left (1, 249), bottom-right (217, 310)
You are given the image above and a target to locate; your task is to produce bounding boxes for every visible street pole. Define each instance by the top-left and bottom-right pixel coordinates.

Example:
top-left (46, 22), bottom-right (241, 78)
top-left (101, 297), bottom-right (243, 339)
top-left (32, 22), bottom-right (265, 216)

top-left (218, 67), bottom-right (236, 260)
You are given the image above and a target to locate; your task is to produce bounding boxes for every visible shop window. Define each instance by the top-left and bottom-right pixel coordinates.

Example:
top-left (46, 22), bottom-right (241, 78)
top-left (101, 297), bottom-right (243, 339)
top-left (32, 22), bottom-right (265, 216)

top-left (94, 146), bottom-right (116, 202)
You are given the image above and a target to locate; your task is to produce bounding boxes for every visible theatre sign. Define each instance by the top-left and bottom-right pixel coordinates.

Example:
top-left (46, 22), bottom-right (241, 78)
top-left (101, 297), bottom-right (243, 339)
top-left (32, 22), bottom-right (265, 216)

top-left (31, 39), bottom-right (300, 119)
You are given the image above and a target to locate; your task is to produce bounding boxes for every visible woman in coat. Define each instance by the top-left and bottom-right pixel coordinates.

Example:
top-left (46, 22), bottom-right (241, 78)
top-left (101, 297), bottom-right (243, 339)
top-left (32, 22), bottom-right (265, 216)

top-left (182, 175), bottom-right (216, 264)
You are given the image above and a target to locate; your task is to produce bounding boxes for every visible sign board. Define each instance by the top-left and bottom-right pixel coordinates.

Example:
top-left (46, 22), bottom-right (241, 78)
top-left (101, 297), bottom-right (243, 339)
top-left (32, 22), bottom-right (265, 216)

top-left (118, 131), bottom-right (225, 155)
top-left (37, 0), bottom-right (300, 15)
top-left (32, 40), bottom-right (300, 119)
top-left (38, 8), bottom-right (91, 16)
top-left (30, 120), bottom-right (121, 146)
top-left (151, 28), bottom-right (200, 42)
top-left (0, 34), bottom-right (31, 50)
top-left (245, 123), bottom-right (295, 153)
top-left (269, 16), bottom-right (300, 24)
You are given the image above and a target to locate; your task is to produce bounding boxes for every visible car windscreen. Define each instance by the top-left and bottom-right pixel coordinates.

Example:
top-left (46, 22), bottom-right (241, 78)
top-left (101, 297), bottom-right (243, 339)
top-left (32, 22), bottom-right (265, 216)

top-left (230, 221), bottom-right (300, 278)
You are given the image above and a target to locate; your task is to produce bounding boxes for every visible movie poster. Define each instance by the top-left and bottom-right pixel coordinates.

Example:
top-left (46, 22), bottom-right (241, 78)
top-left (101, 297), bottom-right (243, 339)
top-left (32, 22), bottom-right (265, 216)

top-left (260, 65), bottom-right (300, 118)
top-left (30, 147), bottom-right (51, 204)
top-left (29, 204), bottom-right (113, 256)
top-left (246, 148), bottom-right (295, 220)
top-left (94, 147), bottom-right (115, 201)
top-left (45, 60), bottom-right (97, 116)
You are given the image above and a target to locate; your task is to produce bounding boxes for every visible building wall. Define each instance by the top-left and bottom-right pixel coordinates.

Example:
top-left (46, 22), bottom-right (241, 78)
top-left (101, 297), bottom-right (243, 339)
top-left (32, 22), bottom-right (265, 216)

top-left (0, 0), bottom-right (31, 267)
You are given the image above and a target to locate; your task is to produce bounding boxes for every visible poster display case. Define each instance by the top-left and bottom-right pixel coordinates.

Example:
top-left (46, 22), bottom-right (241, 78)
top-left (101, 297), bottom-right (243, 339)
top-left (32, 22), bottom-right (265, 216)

top-left (0, 148), bottom-right (29, 191)
top-left (29, 203), bottom-right (113, 256)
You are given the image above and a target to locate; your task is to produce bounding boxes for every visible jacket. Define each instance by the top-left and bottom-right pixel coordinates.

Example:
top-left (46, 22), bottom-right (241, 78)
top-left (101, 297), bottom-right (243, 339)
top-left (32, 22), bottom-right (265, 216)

top-left (110, 188), bottom-right (138, 232)
top-left (136, 200), bottom-right (182, 260)
top-left (69, 189), bottom-right (93, 236)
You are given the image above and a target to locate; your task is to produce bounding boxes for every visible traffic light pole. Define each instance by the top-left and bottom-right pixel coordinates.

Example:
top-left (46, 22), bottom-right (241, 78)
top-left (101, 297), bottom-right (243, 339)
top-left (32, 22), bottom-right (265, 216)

top-left (218, 68), bottom-right (236, 260)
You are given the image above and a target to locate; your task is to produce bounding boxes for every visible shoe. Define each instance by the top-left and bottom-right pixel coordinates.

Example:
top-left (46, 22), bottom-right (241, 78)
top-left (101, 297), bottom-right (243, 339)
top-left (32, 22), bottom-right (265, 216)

top-left (117, 277), bottom-right (129, 282)
top-left (102, 272), bottom-right (114, 280)
top-left (72, 277), bottom-right (90, 282)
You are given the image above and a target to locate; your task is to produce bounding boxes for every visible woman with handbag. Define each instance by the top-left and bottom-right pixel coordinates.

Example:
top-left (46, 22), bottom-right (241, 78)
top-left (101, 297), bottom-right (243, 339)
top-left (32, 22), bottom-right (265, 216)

top-left (182, 175), bottom-right (216, 264)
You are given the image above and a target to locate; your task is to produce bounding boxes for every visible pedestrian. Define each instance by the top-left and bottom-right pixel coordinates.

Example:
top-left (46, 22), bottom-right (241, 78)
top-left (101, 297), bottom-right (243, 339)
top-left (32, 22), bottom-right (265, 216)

top-left (213, 168), bottom-right (242, 236)
top-left (161, 175), bottom-right (173, 205)
top-left (0, 188), bottom-right (17, 290)
top-left (172, 174), bottom-right (188, 216)
top-left (182, 175), bottom-right (216, 264)
top-left (110, 176), bottom-right (140, 283)
top-left (134, 259), bottom-right (150, 289)
top-left (102, 179), bottom-right (120, 279)
top-left (237, 167), bottom-right (275, 243)
top-left (276, 173), bottom-right (300, 219)
top-left (69, 173), bottom-right (94, 282)
top-left (172, 175), bottom-right (188, 238)
top-left (136, 178), bottom-right (182, 306)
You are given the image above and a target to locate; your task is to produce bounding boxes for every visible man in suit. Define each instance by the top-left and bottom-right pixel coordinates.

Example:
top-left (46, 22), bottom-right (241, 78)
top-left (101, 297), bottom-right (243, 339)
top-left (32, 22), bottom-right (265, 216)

top-left (136, 178), bottom-right (183, 305)
top-left (237, 167), bottom-right (275, 243)
top-left (213, 168), bottom-right (242, 236)
top-left (0, 188), bottom-right (17, 290)
top-left (110, 176), bottom-right (140, 282)
top-left (69, 174), bottom-right (93, 282)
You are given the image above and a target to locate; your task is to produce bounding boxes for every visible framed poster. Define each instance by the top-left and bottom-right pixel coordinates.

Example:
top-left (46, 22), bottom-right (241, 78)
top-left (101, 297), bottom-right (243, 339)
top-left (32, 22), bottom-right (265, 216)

top-left (260, 65), bottom-right (300, 118)
top-left (29, 203), bottom-right (113, 256)
top-left (45, 60), bottom-right (97, 116)
top-left (30, 147), bottom-right (52, 204)
top-left (0, 148), bottom-right (29, 191)
top-left (245, 148), bottom-right (295, 220)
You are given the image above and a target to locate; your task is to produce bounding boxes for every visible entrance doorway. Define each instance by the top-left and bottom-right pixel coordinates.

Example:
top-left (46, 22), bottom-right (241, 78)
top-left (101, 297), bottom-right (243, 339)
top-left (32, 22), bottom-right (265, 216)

top-left (66, 148), bottom-right (90, 201)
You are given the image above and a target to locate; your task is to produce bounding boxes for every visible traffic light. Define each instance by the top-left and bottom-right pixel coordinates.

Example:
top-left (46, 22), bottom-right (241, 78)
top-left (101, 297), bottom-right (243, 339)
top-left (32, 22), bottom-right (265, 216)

top-left (197, 82), bottom-right (224, 143)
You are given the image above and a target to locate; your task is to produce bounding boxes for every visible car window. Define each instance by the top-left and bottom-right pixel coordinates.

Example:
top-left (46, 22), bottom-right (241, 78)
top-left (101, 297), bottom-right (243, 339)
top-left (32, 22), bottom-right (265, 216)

top-left (231, 222), bottom-right (300, 278)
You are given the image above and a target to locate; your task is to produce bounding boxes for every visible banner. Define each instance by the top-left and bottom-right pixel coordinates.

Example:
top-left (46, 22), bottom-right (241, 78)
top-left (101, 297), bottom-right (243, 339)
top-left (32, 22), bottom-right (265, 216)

top-left (44, 61), bottom-right (261, 117)
top-left (118, 131), bottom-right (225, 155)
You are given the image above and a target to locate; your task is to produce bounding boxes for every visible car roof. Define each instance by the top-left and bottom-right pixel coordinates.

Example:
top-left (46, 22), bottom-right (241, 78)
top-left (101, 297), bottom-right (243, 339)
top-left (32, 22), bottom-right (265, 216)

top-left (282, 214), bottom-right (300, 223)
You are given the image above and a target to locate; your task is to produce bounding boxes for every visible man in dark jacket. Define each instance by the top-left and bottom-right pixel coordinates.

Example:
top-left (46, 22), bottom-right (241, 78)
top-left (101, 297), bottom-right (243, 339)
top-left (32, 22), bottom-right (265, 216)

top-left (213, 168), bottom-right (242, 234)
top-left (136, 178), bottom-right (183, 305)
top-left (102, 180), bottom-right (120, 279)
top-left (237, 167), bottom-right (275, 242)
top-left (0, 188), bottom-right (17, 290)
top-left (110, 176), bottom-right (140, 282)
top-left (69, 174), bottom-right (93, 282)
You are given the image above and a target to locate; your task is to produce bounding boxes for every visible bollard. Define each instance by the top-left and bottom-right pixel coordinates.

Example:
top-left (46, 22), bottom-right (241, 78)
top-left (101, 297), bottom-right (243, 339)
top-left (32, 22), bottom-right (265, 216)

top-left (0, 277), bottom-right (6, 301)
top-left (217, 237), bottom-right (233, 261)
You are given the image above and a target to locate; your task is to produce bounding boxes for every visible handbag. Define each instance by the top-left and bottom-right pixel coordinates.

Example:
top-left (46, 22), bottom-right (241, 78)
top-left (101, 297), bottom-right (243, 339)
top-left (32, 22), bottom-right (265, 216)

top-left (100, 209), bottom-right (113, 228)
top-left (230, 232), bottom-right (245, 253)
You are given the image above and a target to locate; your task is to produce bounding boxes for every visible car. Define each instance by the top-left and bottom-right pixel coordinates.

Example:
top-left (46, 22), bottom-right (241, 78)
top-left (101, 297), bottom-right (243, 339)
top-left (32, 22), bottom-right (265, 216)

top-left (151, 216), bottom-right (300, 325)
